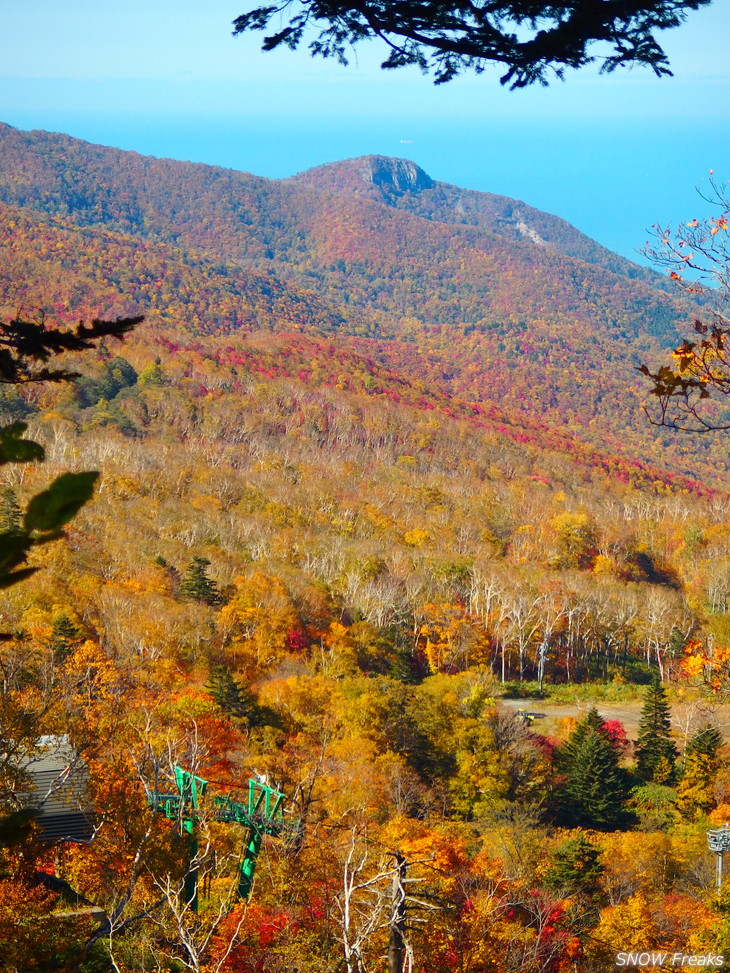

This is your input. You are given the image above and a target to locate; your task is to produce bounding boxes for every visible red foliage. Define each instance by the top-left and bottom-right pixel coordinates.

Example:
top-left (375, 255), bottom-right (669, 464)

top-left (603, 719), bottom-right (630, 754)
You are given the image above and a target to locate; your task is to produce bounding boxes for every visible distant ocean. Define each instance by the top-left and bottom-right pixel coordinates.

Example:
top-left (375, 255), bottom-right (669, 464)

top-left (3, 108), bottom-right (729, 266)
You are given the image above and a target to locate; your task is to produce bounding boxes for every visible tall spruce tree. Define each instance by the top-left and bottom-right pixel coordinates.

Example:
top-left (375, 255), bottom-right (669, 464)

top-left (179, 556), bottom-right (222, 607)
top-left (559, 708), bottom-right (629, 830)
top-left (205, 665), bottom-right (258, 726)
top-left (544, 833), bottom-right (604, 897)
top-left (635, 676), bottom-right (678, 783)
top-left (560, 707), bottom-right (606, 761)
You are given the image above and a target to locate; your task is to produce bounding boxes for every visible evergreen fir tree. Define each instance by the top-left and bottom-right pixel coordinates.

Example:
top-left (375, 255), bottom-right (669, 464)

top-left (559, 709), bottom-right (629, 830)
top-left (179, 556), bottom-right (222, 606)
top-left (389, 646), bottom-right (419, 683)
top-left (47, 613), bottom-right (84, 664)
top-left (205, 665), bottom-right (258, 725)
top-left (676, 722), bottom-right (723, 820)
top-left (558, 707), bottom-right (614, 775)
top-left (668, 626), bottom-right (688, 659)
top-left (685, 723), bottom-right (723, 761)
top-left (544, 833), bottom-right (603, 896)
top-left (635, 676), bottom-right (678, 783)
top-left (561, 707), bottom-right (606, 753)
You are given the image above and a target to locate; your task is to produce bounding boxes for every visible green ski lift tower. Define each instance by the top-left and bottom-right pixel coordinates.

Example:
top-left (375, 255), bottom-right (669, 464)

top-left (150, 766), bottom-right (291, 910)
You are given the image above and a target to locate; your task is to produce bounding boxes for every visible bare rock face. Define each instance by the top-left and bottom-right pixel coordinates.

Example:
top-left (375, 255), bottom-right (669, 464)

top-left (361, 156), bottom-right (433, 193)
top-left (289, 154), bottom-right (433, 196)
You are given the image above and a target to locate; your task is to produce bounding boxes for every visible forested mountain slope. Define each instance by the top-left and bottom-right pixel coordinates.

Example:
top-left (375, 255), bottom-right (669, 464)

top-left (4, 124), bottom-right (730, 971)
top-left (0, 123), bottom-right (681, 339)
top-left (0, 121), bottom-right (721, 483)
top-left (290, 153), bottom-right (663, 284)
top-left (0, 200), bottom-right (355, 336)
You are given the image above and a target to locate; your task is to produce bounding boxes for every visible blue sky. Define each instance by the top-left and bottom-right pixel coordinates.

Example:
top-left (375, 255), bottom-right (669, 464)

top-left (1, 0), bottom-right (729, 262)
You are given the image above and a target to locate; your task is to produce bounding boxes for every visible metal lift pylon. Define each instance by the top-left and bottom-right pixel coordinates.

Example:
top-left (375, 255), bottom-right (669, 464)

top-left (150, 766), bottom-right (290, 910)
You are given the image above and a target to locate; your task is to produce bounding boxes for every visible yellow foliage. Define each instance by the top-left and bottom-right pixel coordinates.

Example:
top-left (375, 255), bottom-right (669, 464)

top-left (587, 892), bottom-right (658, 961)
top-left (709, 803), bottom-right (730, 826)
top-left (404, 526), bottom-right (430, 547)
top-left (363, 503), bottom-right (393, 530)
top-left (677, 752), bottom-right (717, 819)
top-left (218, 572), bottom-right (299, 677)
top-left (418, 602), bottom-right (490, 673)
top-left (679, 639), bottom-right (730, 690)
top-left (191, 491), bottom-right (223, 512)
top-left (111, 474), bottom-right (143, 498)
top-left (379, 814), bottom-right (469, 882)
top-left (597, 831), bottom-right (673, 902)
top-left (258, 674), bottom-right (339, 734)
top-left (593, 553), bottom-right (617, 576)
top-left (556, 715), bottom-right (579, 741)
top-left (317, 621), bottom-right (359, 677)
top-left (122, 565), bottom-right (173, 596)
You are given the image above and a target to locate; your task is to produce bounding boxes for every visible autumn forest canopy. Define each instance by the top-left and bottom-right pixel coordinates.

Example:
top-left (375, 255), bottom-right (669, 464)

top-left (3, 121), bottom-right (730, 971)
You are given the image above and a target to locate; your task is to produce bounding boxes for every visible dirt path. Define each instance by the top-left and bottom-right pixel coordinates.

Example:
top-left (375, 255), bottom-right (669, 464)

top-left (500, 697), bottom-right (730, 744)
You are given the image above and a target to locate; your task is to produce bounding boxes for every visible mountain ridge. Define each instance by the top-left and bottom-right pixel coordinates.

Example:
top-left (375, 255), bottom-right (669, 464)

top-left (0, 123), bottom-right (662, 291)
top-left (0, 121), bottom-right (722, 486)
top-left (289, 151), bottom-right (659, 286)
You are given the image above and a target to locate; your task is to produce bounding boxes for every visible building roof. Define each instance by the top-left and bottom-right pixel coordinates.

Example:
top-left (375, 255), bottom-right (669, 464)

top-left (17, 736), bottom-right (94, 843)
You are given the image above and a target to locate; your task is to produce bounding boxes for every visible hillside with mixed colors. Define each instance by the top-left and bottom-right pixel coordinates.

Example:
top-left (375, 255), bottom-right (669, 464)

top-left (1, 122), bottom-right (727, 484)
top-left (3, 123), bottom-right (730, 973)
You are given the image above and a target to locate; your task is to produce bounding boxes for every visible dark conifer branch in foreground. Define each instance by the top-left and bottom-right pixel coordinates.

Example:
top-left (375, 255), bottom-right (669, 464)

top-left (0, 315), bottom-right (142, 385)
top-left (233, 0), bottom-right (711, 87)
